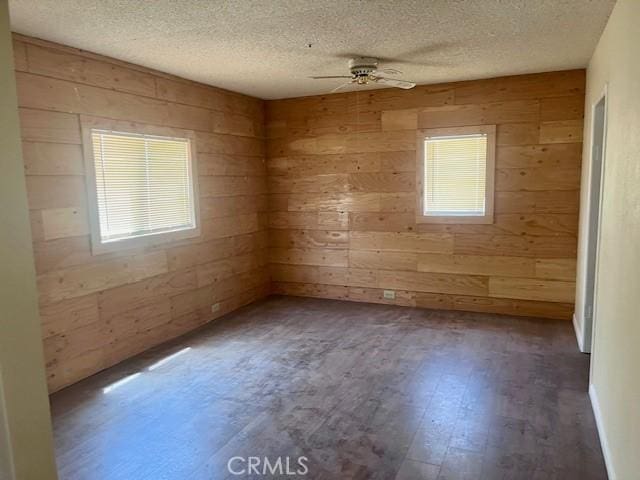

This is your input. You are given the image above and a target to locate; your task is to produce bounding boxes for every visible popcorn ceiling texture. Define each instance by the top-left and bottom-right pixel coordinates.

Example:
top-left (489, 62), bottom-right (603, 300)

top-left (9, 0), bottom-right (614, 100)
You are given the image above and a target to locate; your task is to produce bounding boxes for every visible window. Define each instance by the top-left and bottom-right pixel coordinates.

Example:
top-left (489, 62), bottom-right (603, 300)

top-left (416, 125), bottom-right (495, 224)
top-left (82, 118), bottom-right (199, 253)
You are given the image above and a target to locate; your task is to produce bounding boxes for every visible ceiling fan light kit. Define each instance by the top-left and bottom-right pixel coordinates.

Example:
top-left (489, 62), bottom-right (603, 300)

top-left (311, 56), bottom-right (417, 92)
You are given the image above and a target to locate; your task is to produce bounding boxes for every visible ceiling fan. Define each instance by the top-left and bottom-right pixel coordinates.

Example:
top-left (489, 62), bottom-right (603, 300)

top-left (310, 57), bottom-right (416, 93)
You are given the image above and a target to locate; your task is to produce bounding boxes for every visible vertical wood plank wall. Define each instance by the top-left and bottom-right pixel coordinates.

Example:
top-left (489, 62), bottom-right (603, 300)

top-left (13, 35), bottom-right (269, 392)
top-left (266, 70), bottom-right (585, 320)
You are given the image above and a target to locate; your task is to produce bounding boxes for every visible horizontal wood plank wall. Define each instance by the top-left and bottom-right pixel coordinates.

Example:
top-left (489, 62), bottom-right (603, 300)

top-left (13, 34), bottom-right (269, 393)
top-left (266, 70), bottom-right (584, 320)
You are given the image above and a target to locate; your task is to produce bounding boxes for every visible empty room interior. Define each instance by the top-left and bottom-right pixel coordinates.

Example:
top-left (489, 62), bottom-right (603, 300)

top-left (1, 1), bottom-right (640, 479)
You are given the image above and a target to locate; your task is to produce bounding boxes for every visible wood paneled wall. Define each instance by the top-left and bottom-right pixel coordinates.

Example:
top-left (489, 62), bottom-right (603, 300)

top-left (13, 35), bottom-right (269, 392)
top-left (12, 33), bottom-right (585, 391)
top-left (265, 70), bottom-right (585, 320)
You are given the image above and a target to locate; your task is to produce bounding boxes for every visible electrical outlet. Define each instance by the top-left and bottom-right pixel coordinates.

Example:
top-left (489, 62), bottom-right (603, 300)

top-left (211, 303), bottom-right (220, 313)
top-left (383, 290), bottom-right (396, 300)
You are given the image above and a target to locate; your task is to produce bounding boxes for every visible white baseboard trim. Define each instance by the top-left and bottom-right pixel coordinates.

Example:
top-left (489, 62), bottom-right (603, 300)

top-left (589, 384), bottom-right (616, 480)
top-left (573, 312), bottom-right (585, 352)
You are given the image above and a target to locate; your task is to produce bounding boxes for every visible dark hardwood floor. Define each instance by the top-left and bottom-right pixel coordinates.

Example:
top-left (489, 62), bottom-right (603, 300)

top-left (50, 296), bottom-right (607, 480)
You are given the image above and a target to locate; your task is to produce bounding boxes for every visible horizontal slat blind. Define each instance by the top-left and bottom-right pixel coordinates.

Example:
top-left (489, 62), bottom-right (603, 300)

top-left (424, 134), bottom-right (487, 216)
top-left (91, 129), bottom-right (196, 243)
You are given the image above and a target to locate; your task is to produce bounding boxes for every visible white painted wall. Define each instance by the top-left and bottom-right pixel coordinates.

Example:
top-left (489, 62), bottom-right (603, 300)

top-left (0, 0), bottom-right (58, 477)
top-left (576, 0), bottom-right (640, 478)
top-left (0, 370), bottom-right (15, 480)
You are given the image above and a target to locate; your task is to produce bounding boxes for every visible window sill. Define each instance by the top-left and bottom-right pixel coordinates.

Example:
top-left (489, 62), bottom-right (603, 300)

top-left (415, 214), bottom-right (494, 224)
top-left (90, 226), bottom-right (201, 255)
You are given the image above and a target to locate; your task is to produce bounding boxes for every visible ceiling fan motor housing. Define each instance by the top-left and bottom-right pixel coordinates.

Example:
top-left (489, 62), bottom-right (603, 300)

top-left (349, 57), bottom-right (379, 77)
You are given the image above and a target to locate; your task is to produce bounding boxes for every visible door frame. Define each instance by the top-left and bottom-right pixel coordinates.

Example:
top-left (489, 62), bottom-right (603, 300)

top-left (583, 84), bottom-right (608, 361)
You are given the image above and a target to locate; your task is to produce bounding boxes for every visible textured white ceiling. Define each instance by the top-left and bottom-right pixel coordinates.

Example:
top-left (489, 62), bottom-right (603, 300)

top-left (9, 0), bottom-right (615, 100)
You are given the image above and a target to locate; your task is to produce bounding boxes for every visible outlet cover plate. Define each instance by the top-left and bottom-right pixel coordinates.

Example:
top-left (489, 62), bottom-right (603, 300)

top-left (383, 290), bottom-right (396, 300)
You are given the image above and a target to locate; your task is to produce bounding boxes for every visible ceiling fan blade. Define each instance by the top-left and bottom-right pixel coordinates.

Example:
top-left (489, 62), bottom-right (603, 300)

top-left (330, 82), bottom-right (354, 93)
top-left (309, 75), bottom-right (352, 79)
top-left (372, 76), bottom-right (416, 90)
top-left (333, 53), bottom-right (368, 60)
top-left (376, 57), bottom-right (449, 67)
top-left (374, 68), bottom-right (402, 76)
top-left (333, 44), bottom-right (453, 67)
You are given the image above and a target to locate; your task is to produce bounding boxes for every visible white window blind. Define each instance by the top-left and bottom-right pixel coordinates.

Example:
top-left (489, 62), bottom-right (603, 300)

top-left (91, 129), bottom-right (196, 244)
top-left (424, 133), bottom-right (487, 216)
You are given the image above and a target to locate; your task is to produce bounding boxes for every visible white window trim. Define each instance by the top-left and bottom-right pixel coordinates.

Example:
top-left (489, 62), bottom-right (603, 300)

top-left (416, 124), bottom-right (496, 225)
top-left (81, 116), bottom-right (201, 255)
